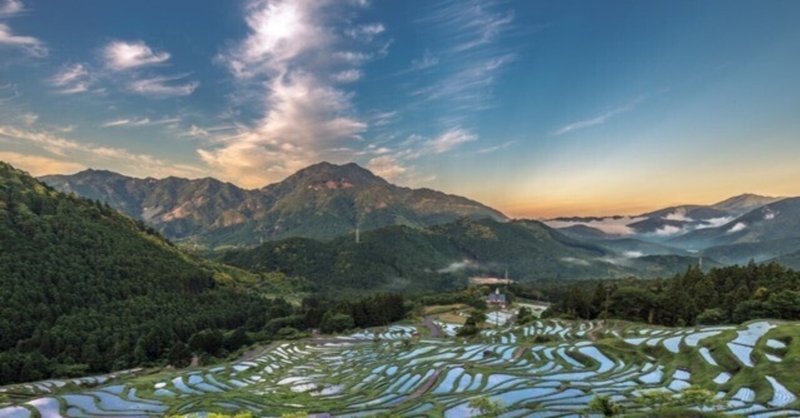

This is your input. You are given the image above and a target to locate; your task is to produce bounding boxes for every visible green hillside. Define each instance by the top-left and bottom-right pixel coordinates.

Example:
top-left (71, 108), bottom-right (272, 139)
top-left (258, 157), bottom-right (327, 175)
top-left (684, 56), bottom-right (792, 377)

top-left (223, 217), bottom-right (711, 293)
top-left (0, 162), bottom-right (281, 384)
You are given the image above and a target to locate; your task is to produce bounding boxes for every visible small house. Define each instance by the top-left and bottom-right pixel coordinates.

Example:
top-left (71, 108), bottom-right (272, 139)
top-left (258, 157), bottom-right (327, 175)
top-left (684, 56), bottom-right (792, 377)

top-left (486, 288), bottom-right (507, 308)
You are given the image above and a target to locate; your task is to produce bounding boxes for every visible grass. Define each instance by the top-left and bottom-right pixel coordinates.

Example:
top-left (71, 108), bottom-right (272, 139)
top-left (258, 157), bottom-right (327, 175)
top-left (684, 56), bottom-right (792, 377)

top-left (422, 304), bottom-right (469, 315)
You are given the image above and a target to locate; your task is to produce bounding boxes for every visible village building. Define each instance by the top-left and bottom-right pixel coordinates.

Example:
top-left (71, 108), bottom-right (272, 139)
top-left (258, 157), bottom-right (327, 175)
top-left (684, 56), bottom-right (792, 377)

top-left (486, 287), bottom-right (508, 308)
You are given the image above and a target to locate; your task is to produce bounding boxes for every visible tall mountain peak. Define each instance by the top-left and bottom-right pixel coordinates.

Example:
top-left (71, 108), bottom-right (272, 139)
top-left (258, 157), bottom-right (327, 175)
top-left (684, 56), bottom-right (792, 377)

top-left (273, 161), bottom-right (387, 190)
top-left (39, 161), bottom-right (506, 248)
top-left (711, 193), bottom-right (783, 214)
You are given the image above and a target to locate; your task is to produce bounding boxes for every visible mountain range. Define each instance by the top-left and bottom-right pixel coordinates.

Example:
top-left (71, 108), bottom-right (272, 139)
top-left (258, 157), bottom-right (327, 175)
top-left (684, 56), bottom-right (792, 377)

top-left (33, 159), bottom-right (800, 275)
top-left (547, 193), bottom-right (800, 266)
top-left (41, 162), bottom-right (506, 249)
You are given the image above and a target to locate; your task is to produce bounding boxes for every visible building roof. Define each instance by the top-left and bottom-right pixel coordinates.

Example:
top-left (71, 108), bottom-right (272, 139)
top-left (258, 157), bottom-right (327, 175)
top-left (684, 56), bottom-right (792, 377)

top-left (487, 292), bottom-right (507, 303)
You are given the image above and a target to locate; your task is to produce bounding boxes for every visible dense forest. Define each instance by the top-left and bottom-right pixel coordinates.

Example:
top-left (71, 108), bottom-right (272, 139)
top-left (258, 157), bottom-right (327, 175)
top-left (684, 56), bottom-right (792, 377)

top-left (0, 162), bottom-right (406, 385)
top-left (536, 262), bottom-right (800, 326)
top-left (221, 217), bottom-right (709, 293)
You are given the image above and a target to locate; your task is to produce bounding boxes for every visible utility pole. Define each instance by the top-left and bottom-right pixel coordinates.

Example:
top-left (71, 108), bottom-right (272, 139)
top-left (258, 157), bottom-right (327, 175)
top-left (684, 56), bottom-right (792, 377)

top-left (355, 226), bottom-right (360, 244)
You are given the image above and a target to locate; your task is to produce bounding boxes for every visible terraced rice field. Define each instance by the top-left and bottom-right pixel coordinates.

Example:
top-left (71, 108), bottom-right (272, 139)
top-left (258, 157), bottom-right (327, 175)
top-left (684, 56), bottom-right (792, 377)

top-left (1, 320), bottom-right (798, 417)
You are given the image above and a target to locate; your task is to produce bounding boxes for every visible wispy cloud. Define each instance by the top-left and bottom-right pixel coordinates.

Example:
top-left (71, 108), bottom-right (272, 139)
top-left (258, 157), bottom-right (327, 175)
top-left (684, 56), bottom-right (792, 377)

top-left (0, 82), bottom-right (20, 103)
top-left (0, 151), bottom-right (85, 176)
top-left (366, 155), bottom-right (406, 181)
top-left (127, 75), bottom-right (198, 98)
top-left (0, 0), bottom-right (23, 17)
top-left (551, 96), bottom-right (646, 137)
top-left (369, 110), bottom-right (398, 127)
top-left (426, 127), bottom-right (477, 154)
top-left (406, 0), bottom-right (517, 113)
top-left (49, 63), bottom-right (92, 94)
top-left (332, 69), bottom-right (362, 83)
top-left (345, 23), bottom-right (385, 41)
top-left (409, 50), bottom-right (439, 71)
top-left (476, 140), bottom-right (515, 154)
top-left (100, 117), bottom-right (181, 128)
top-left (179, 124), bottom-right (236, 139)
top-left (103, 40), bottom-right (170, 71)
top-left (0, 124), bottom-right (204, 178)
top-left (0, 22), bottom-right (46, 57)
top-left (19, 112), bottom-right (37, 125)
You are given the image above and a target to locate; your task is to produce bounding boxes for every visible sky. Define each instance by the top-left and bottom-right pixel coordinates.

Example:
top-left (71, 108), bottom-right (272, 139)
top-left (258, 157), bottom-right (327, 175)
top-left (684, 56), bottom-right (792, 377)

top-left (1, 0), bottom-right (800, 218)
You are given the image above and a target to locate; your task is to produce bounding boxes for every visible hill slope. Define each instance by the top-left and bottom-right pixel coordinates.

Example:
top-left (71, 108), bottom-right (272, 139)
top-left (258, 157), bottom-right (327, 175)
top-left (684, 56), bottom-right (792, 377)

top-left (710, 193), bottom-right (784, 213)
top-left (672, 197), bottom-right (800, 250)
top-left (41, 162), bottom-right (506, 248)
top-left (546, 193), bottom-right (781, 237)
top-left (223, 218), bottom-right (708, 293)
top-left (0, 161), bottom-right (276, 384)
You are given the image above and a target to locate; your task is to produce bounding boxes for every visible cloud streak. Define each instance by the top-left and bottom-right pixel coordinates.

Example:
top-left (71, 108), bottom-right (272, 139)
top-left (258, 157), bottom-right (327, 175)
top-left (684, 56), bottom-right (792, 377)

top-left (408, 0), bottom-right (517, 113)
top-left (0, 124), bottom-right (203, 178)
top-left (127, 75), bottom-right (198, 98)
top-left (103, 40), bottom-right (170, 71)
top-left (49, 63), bottom-right (92, 94)
top-left (100, 117), bottom-right (181, 128)
top-left (551, 96), bottom-right (646, 137)
top-left (0, 151), bottom-right (85, 176)
top-left (426, 127), bottom-right (477, 154)
top-left (0, 0), bottom-right (24, 17)
top-left (0, 22), bottom-right (46, 57)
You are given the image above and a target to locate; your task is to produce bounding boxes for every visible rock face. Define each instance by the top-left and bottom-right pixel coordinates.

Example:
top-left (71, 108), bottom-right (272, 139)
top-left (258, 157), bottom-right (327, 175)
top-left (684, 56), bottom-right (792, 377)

top-left (41, 162), bottom-right (507, 248)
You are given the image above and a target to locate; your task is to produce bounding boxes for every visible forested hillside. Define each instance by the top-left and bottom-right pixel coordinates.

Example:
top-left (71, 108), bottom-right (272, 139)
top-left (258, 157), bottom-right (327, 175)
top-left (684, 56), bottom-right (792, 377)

top-left (539, 262), bottom-right (800, 326)
top-left (223, 217), bottom-right (710, 293)
top-left (0, 162), bottom-right (278, 384)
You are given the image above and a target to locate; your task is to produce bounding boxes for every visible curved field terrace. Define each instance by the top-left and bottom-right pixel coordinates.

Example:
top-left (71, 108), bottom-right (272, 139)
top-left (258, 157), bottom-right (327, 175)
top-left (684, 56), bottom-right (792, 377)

top-left (1, 320), bottom-right (798, 417)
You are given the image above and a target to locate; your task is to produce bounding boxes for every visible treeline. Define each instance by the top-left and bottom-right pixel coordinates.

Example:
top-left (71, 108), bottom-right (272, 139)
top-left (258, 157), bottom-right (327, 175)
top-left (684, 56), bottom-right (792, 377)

top-left (268, 293), bottom-right (408, 335)
top-left (540, 262), bottom-right (800, 326)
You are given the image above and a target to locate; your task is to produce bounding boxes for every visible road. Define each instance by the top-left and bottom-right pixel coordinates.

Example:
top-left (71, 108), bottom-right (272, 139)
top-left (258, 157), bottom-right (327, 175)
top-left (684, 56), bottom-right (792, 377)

top-left (423, 315), bottom-right (443, 338)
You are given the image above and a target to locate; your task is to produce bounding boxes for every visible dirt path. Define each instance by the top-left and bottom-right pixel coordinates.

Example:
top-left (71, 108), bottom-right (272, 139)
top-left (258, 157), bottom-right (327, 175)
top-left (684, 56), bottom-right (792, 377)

top-left (588, 320), bottom-right (605, 342)
top-left (423, 315), bottom-right (443, 338)
top-left (409, 369), bottom-right (441, 400)
top-left (234, 343), bottom-right (273, 363)
top-left (513, 345), bottom-right (529, 361)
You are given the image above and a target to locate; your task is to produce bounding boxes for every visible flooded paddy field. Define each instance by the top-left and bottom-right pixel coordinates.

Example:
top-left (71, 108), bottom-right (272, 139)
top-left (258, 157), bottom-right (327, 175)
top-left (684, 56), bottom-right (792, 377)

top-left (1, 319), bottom-right (798, 417)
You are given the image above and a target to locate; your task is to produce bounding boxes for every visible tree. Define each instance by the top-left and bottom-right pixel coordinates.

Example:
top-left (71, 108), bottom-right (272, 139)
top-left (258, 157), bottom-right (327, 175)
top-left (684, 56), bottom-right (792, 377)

top-left (466, 310), bottom-right (486, 327)
top-left (167, 342), bottom-right (191, 368)
top-left (766, 290), bottom-right (800, 319)
top-left (634, 387), bottom-right (721, 412)
top-left (696, 308), bottom-right (726, 325)
top-left (319, 312), bottom-right (354, 334)
top-left (516, 307), bottom-right (533, 324)
top-left (587, 395), bottom-right (622, 416)
top-left (458, 310), bottom-right (487, 337)
top-left (188, 329), bottom-right (223, 356)
top-left (224, 328), bottom-right (250, 352)
top-left (468, 396), bottom-right (505, 417)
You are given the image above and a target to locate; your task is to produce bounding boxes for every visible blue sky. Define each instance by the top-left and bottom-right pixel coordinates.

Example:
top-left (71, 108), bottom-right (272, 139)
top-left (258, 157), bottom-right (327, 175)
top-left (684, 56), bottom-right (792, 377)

top-left (1, 0), bottom-right (800, 216)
